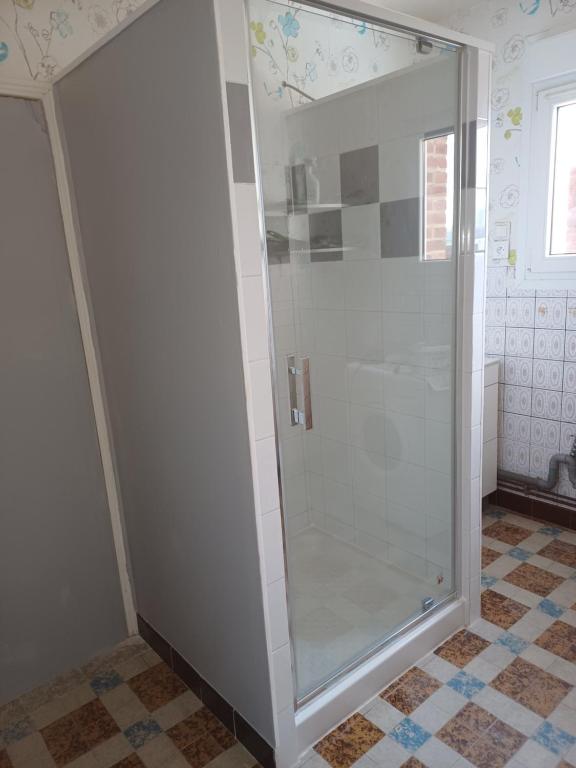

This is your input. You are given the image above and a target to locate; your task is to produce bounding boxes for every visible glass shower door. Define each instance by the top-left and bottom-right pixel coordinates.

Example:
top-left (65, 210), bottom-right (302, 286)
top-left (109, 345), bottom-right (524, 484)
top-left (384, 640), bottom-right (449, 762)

top-left (247, 0), bottom-right (460, 702)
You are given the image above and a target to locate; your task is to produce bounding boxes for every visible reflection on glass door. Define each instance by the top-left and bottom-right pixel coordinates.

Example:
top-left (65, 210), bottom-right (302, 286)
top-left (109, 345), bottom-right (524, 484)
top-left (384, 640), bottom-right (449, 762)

top-left (247, 0), bottom-right (460, 702)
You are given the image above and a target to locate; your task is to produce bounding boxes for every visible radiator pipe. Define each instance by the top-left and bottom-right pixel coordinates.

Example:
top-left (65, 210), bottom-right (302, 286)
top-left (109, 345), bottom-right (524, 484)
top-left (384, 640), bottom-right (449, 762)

top-left (499, 452), bottom-right (576, 492)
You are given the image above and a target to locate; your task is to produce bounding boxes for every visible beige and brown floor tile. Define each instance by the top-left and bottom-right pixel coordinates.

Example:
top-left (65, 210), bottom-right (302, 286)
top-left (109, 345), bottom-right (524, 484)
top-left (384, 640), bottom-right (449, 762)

top-left (399, 759), bottom-right (426, 768)
top-left (481, 547), bottom-right (501, 568)
top-left (128, 664), bottom-right (187, 713)
top-left (380, 667), bottom-right (442, 715)
top-left (313, 713), bottom-right (384, 768)
top-left (437, 702), bottom-right (525, 768)
top-left (110, 756), bottom-right (145, 768)
top-left (167, 707), bottom-right (236, 768)
top-left (539, 539), bottom-right (576, 568)
top-left (482, 521), bottom-right (532, 546)
top-left (41, 700), bottom-right (119, 767)
top-left (535, 620), bottom-right (576, 662)
top-left (434, 629), bottom-right (490, 668)
top-left (503, 562), bottom-right (565, 597)
top-left (490, 656), bottom-right (572, 717)
top-left (480, 589), bottom-right (530, 629)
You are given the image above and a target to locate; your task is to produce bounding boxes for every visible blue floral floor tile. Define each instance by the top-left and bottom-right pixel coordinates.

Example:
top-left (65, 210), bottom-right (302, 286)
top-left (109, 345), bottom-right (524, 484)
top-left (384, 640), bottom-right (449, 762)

top-left (124, 718), bottom-right (162, 749)
top-left (446, 671), bottom-right (485, 699)
top-left (538, 526), bottom-right (563, 537)
top-left (537, 599), bottom-right (565, 618)
top-left (0, 719), bottom-right (34, 746)
top-left (89, 670), bottom-right (123, 695)
top-left (389, 718), bottom-right (431, 753)
top-left (508, 547), bottom-right (531, 561)
top-left (533, 722), bottom-right (576, 755)
top-left (481, 574), bottom-right (498, 588)
top-left (495, 632), bottom-right (530, 655)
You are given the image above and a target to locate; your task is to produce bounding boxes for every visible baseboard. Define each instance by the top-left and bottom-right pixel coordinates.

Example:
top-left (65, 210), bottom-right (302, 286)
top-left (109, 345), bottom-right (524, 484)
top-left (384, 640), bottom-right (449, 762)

top-left (136, 614), bottom-right (275, 768)
top-left (487, 482), bottom-right (576, 530)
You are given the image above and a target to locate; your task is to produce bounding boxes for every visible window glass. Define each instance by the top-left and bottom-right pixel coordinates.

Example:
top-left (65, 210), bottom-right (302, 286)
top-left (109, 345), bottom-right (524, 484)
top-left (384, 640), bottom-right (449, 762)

top-left (549, 101), bottom-right (576, 257)
top-left (423, 132), bottom-right (454, 260)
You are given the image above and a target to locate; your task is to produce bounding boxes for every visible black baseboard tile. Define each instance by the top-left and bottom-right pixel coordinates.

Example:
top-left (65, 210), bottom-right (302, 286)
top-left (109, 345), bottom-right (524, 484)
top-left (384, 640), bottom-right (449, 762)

top-left (136, 614), bottom-right (172, 666)
top-left (492, 485), bottom-right (576, 531)
top-left (234, 711), bottom-right (276, 768)
top-left (203, 679), bottom-right (234, 732)
top-left (136, 613), bottom-right (276, 767)
top-left (172, 649), bottom-right (203, 699)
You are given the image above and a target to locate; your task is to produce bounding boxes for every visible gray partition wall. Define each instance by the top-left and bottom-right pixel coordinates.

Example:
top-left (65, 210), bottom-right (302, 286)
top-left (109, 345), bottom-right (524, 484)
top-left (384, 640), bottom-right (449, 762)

top-left (55, 0), bottom-right (275, 743)
top-left (0, 96), bottom-right (126, 704)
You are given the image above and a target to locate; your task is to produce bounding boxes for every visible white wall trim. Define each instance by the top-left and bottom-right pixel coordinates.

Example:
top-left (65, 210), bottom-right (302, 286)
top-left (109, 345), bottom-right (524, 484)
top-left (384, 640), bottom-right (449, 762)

top-left (42, 87), bottom-right (138, 636)
top-left (0, 78), bottom-right (50, 98)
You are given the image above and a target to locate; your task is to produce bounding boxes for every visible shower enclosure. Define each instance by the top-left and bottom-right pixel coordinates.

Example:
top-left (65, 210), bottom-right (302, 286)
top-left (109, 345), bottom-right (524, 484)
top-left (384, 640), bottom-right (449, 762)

top-left (244, 0), bottom-right (489, 710)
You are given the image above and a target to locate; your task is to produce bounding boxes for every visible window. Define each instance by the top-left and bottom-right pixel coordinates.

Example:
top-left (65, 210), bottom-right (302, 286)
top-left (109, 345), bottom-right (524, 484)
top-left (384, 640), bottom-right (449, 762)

top-left (519, 29), bottom-right (576, 286)
top-left (421, 131), bottom-right (454, 261)
top-left (548, 99), bottom-right (576, 257)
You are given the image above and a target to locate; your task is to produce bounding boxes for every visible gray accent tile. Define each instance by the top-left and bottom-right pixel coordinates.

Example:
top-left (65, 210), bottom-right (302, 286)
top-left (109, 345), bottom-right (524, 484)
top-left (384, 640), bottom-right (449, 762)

top-left (265, 216), bottom-right (290, 265)
top-left (309, 210), bottom-right (343, 262)
top-left (226, 82), bottom-right (255, 183)
top-left (380, 198), bottom-right (420, 258)
top-left (340, 145), bottom-right (379, 207)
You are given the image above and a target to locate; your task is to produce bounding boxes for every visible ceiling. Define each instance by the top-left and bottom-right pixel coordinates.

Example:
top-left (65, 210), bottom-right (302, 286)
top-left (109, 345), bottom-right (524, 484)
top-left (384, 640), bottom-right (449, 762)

top-left (364, 0), bottom-right (481, 23)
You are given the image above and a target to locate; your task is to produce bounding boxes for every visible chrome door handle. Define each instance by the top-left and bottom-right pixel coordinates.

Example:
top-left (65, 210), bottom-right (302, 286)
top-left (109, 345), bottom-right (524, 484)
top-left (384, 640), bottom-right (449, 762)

top-left (287, 355), bottom-right (312, 430)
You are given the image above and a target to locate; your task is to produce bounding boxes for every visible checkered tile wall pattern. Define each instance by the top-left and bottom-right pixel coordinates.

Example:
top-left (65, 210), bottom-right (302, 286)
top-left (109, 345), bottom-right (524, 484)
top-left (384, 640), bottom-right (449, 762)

top-left (266, 145), bottom-right (421, 265)
top-left (486, 268), bottom-right (576, 499)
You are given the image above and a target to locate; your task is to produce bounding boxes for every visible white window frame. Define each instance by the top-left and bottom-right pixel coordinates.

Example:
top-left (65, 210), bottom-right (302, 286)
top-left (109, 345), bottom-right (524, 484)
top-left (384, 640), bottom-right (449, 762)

top-left (519, 28), bottom-right (576, 287)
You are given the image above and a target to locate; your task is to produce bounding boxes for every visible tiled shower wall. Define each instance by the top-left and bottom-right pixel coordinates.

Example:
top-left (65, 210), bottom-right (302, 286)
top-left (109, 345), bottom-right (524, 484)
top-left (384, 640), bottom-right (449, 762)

top-left (263, 56), bottom-right (459, 587)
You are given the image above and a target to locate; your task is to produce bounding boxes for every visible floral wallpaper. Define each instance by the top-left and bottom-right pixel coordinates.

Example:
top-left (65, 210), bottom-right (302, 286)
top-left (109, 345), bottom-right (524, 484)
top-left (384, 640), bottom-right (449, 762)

top-left (447, 0), bottom-right (576, 496)
top-left (0, 0), bottom-right (145, 81)
top-left (246, 0), bottom-right (427, 109)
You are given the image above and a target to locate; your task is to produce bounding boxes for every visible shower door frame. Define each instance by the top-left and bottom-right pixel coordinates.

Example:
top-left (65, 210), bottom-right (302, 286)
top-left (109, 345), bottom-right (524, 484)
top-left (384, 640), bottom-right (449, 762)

top-left (228, 0), bottom-right (491, 757)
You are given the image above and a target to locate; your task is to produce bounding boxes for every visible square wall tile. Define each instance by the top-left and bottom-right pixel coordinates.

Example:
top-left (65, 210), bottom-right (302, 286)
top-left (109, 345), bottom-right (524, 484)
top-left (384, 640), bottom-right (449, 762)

top-left (309, 210), bottom-right (343, 262)
top-left (340, 145), bottom-right (379, 207)
top-left (380, 199), bottom-right (420, 259)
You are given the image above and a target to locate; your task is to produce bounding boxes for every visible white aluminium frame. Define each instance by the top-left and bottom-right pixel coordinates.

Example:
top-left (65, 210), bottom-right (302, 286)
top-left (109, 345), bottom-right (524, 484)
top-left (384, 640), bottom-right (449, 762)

top-left (0, 78), bottom-right (138, 636)
top-left (518, 26), bottom-right (576, 288)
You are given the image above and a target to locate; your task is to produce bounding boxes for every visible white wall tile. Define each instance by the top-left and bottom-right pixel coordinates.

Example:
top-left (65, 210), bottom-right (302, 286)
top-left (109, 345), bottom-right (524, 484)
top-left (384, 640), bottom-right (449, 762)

top-left (262, 510), bottom-right (286, 585)
top-left (267, 578), bottom-right (290, 651)
top-left (243, 276), bottom-right (269, 362)
top-left (533, 329), bottom-right (565, 360)
top-left (249, 359), bottom-right (275, 440)
top-left (271, 643), bottom-right (294, 713)
top-left (255, 437), bottom-right (280, 515)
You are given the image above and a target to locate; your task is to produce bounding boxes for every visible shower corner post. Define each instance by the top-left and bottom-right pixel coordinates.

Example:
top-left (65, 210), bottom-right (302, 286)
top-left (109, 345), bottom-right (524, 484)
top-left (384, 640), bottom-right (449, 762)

top-left (213, 2), bottom-right (299, 767)
top-left (456, 45), bottom-right (492, 625)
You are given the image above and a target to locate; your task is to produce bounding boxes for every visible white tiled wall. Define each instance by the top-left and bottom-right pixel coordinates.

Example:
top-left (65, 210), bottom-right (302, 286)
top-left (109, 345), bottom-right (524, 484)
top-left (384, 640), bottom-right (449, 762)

top-left (486, 271), bottom-right (576, 498)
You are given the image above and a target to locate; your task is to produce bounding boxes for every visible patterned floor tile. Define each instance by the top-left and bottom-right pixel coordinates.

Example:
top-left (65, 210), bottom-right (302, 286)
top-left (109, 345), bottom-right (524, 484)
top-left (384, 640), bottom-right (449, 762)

top-left (504, 563), bottom-right (565, 597)
top-left (490, 656), bottom-right (572, 717)
top-left (539, 540), bottom-right (576, 568)
top-left (128, 663), bottom-right (187, 712)
top-left (2, 503), bottom-right (576, 768)
top-left (111, 755), bottom-right (145, 768)
top-left (41, 699), bottom-right (119, 766)
top-left (313, 714), bottom-right (384, 768)
top-left (481, 547), bottom-right (501, 568)
top-left (482, 521), bottom-right (532, 546)
top-left (380, 668), bottom-right (442, 715)
top-left (481, 590), bottom-right (530, 629)
top-left (535, 620), bottom-right (576, 662)
top-left (434, 630), bottom-right (490, 668)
